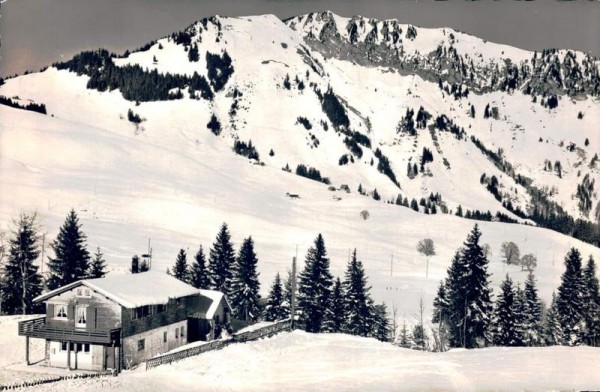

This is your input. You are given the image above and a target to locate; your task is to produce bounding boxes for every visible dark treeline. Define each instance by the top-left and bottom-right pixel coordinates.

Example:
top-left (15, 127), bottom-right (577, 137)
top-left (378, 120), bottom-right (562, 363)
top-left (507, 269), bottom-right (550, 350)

top-left (54, 49), bottom-right (217, 102)
top-left (0, 95), bottom-right (47, 115)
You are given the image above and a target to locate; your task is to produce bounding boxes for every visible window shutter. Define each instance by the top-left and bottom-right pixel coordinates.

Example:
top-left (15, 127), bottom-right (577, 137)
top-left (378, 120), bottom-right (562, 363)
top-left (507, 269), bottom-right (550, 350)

top-left (86, 307), bottom-right (93, 330)
top-left (67, 303), bottom-right (74, 320)
top-left (47, 303), bottom-right (54, 318)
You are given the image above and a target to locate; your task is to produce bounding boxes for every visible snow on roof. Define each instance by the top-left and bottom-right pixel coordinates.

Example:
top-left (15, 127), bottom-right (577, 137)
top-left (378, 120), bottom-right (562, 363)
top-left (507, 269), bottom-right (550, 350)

top-left (196, 289), bottom-right (230, 319)
top-left (34, 271), bottom-right (201, 309)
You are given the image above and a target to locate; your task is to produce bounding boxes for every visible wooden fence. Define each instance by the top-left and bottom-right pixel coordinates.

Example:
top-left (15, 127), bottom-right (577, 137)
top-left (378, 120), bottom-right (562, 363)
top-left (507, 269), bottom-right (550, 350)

top-left (0, 370), bottom-right (116, 391)
top-left (146, 319), bottom-right (291, 371)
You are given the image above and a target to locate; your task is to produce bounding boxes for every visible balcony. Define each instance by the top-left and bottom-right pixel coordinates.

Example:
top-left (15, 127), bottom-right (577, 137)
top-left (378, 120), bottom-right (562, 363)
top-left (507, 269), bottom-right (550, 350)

top-left (18, 317), bottom-right (120, 344)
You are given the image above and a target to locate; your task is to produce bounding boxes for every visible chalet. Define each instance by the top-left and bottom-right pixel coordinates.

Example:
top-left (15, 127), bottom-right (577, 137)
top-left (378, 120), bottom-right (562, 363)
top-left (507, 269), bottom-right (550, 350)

top-left (18, 271), bottom-right (231, 371)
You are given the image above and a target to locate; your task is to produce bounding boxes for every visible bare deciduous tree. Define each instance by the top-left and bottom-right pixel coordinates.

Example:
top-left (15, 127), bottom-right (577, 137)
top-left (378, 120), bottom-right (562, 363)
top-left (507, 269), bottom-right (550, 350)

top-left (521, 253), bottom-right (537, 272)
top-left (501, 241), bottom-right (520, 265)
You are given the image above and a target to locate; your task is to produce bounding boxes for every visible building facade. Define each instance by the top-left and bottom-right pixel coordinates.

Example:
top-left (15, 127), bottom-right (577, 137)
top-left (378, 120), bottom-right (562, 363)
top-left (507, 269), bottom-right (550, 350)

top-left (18, 271), bottom-right (231, 371)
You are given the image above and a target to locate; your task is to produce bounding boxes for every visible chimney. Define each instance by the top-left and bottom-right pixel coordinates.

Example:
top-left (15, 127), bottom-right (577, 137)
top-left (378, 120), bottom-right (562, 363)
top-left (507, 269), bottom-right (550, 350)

top-left (132, 255), bottom-right (139, 274)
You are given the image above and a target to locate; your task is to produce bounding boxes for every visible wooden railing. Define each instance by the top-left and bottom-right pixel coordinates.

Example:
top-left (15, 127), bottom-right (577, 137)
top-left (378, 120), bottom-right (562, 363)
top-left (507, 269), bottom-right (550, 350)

top-left (146, 319), bottom-right (291, 371)
top-left (18, 317), bottom-right (120, 344)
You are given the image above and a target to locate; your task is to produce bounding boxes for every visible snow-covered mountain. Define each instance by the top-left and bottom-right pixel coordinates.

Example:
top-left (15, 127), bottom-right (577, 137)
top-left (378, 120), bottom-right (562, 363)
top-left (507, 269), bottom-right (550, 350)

top-left (0, 12), bottom-right (599, 317)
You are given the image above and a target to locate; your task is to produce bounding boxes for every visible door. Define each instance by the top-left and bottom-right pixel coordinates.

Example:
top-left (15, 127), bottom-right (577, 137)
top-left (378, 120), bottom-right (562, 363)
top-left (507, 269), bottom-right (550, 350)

top-left (69, 343), bottom-right (93, 370)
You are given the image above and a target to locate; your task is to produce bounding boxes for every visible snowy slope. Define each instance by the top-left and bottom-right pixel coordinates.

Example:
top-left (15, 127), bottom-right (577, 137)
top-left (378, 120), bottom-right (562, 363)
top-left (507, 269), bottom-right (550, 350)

top-left (9, 330), bottom-right (600, 391)
top-left (1, 103), bottom-right (599, 322)
top-left (0, 12), bottom-right (599, 324)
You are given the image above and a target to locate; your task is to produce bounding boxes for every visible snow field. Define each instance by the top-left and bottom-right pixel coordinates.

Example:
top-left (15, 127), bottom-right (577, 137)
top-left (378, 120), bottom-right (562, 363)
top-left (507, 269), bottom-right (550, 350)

top-left (7, 330), bottom-right (600, 392)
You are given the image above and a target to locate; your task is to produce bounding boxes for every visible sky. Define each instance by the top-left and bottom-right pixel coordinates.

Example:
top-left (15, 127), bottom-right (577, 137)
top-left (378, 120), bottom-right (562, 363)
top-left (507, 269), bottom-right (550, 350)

top-left (1, 0), bottom-right (599, 78)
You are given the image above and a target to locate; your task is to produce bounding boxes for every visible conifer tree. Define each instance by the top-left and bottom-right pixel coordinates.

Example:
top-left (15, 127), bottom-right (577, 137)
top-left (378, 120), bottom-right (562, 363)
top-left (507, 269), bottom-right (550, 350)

top-left (492, 274), bottom-right (519, 346)
top-left (0, 214), bottom-right (43, 314)
top-left (461, 224), bottom-right (493, 348)
top-left (87, 247), bottom-right (107, 279)
top-left (282, 269), bottom-right (295, 315)
top-left (432, 280), bottom-right (449, 324)
top-left (513, 285), bottom-right (527, 346)
top-left (170, 249), bottom-right (189, 283)
top-left (371, 303), bottom-right (390, 342)
top-left (397, 320), bottom-right (411, 348)
top-left (230, 237), bottom-right (261, 322)
top-left (265, 273), bottom-right (287, 321)
top-left (207, 223), bottom-right (236, 294)
top-left (555, 248), bottom-right (586, 345)
top-left (411, 297), bottom-right (428, 350)
top-left (544, 292), bottom-right (563, 345)
top-left (189, 245), bottom-right (210, 289)
top-left (323, 277), bottom-right (345, 333)
top-left (583, 256), bottom-right (600, 346)
top-left (443, 251), bottom-right (469, 347)
top-left (342, 249), bottom-right (373, 336)
top-left (522, 272), bottom-right (544, 346)
top-left (442, 225), bottom-right (493, 348)
top-left (298, 234), bottom-right (333, 333)
top-left (46, 210), bottom-right (90, 290)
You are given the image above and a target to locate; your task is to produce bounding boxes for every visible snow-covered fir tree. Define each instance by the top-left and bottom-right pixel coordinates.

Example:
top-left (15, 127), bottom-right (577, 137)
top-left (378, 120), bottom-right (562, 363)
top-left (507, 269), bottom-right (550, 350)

top-left (169, 249), bottom-right (189, 283)
top-left (512, 284), bottom-right (528, 346)
top-left (342, 249), bottom-right (373, 337)
top-left (522, 272), bottom-right (544, 346)
top-left (461, 224), bottom-right (493, 348)
top-left (410, 297), bottom-right (428, 350)
top-left (544, 292), bottom-right (564, 345)
top-left (442, 251), bottom-right (468, 347)
top-left (189, 245), bottom-right (210, 289)
top-left (431, 280), bottom-right (451, 351)
top-left (298, 233), bottom-right (333, 333)
top-left (323, 277), bottom-right (345, 333)
top-left (583, 255), bottom-right (600, 346)
top-left (87, 247), bottom-right (107, 279)
top-left (492, 274), bottom-right (520, 346)
top-left (46, 209), bottom-right (90, 290)
top-left (397, 320), bottom-right (411, 348)
top-left (432, 280), bottom-right (449, 325)
top-left (230, 236), bottom-right (261, 322)
top-left (207, 223), bottom-right (236, 295)
top-left (555, 248), bottom-right (586, 345)
top-left (371, 303), bottom-right (390, 342)
top-left (0, 214), bottom-right (43, 314)
top-left (265, 272), bottom-right (287, 321)
top-left (441, 225), bottom-right (493, 348)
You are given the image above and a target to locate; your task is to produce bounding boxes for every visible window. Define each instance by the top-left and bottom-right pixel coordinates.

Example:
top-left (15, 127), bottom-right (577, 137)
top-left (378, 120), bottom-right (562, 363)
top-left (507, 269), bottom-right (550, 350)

top-left (76, 288), bottom-right (91, 298)
top-left (138, 339), bottom-right (145, 351)
top-left (61, 342), bottom-right (68, 351)
top-left (157, 304), bottom-right (165, 313)
top-left (180, 326), bottom-right (185, 337)
top-left (132, 305), bottom-right (152, 320)
top-left (55, 304), bottom-right (67, 319)
top-left (76, 306), bottom-right (87, 327)
top-left (83, 344), bottom-right (90, 353)
top-left (175, 328), bottom-right (179, 339)
top-left (163, 331), bottom-right (167, 343)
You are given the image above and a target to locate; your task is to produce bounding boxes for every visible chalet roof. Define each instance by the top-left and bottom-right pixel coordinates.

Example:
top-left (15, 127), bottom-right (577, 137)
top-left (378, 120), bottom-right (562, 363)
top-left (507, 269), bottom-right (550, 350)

top-left (196, 290), bottom-right (230, 319)
top-left (34, 271), bottom-right (201, 308)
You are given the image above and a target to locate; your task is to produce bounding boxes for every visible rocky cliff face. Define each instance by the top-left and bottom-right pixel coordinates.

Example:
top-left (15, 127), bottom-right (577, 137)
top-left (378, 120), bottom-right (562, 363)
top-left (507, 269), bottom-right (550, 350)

top-left (286, 11), bottom-right (600, 99)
